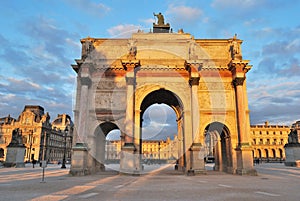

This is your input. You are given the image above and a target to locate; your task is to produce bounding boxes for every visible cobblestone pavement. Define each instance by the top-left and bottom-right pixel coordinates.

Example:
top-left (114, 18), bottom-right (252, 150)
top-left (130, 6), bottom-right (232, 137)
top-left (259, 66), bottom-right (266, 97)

top-left (0, 163), bottom-right (299, 201)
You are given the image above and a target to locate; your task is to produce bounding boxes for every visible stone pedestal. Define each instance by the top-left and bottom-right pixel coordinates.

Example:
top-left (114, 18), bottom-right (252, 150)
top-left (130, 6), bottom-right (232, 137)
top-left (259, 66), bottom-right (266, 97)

top-left (120, 143), bottom-right (140, 175)
top-left (153, 24), bottom-right (170, 33)
top-left (284, 144), bottom-right (300, 167)
top-left (4, 146), bottom-right (26, 168)
top-left (236, 145), bottom-right (257, 175)
top-left (189, 143), bottom-right (206, 174)
top-left (69, 143), bottom-right (89, 176)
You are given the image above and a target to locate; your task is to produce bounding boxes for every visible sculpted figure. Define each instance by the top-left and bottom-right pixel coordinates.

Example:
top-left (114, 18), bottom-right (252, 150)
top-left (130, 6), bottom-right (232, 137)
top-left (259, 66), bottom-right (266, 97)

top-left (153, 12), bottom-right (165, 25)
top-left (11, 128), bottom-right (23, 145)
top-left (231, 34), bottom-right (240, 59)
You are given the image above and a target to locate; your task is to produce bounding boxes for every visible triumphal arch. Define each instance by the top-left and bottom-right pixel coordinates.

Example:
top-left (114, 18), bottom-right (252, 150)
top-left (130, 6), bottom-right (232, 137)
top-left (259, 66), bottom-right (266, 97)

top-left (70, 18), bottom-right (256, 176)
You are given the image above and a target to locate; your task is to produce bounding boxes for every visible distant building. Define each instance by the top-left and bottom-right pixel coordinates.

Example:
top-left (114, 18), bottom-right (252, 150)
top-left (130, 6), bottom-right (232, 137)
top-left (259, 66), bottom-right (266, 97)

top-left (0, 105), bottom-right (73, 164)
top-left (105, 135), bottom-right (179, 162)
top-left (250, 121), bottom-right (290, 161)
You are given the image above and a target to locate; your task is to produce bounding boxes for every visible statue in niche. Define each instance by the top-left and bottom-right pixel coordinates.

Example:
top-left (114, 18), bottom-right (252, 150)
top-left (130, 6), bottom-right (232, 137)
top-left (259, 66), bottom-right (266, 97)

top-left (153, 12), bottom-right (165, 26)
top-left (83, 38), bottom-right (94, 58)
top-left (231, 34), bottom-right (241, 60)
top-left (189, 41), bottom-right (198, 60)
top-left (127, 39), bottom-right (137, 59)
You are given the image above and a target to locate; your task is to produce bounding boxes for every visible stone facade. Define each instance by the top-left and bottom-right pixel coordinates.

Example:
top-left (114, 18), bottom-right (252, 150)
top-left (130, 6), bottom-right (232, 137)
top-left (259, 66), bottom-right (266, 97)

top-left (70, 25), bottom-right (256, 175)
top-left (0, 105), bottom-right (73, 164)
top-left (250, 121), bottom-right (290, 162)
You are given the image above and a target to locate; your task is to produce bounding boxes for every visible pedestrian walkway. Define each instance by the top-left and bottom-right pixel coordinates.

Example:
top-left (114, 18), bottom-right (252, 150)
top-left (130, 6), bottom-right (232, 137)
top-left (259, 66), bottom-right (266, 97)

top-left (0, 163), bottom-right (299, 201)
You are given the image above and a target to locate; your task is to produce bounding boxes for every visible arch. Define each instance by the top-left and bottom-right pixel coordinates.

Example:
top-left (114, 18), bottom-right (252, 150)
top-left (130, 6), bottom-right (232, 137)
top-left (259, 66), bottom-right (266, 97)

top-left (271, 149), bottom-right (276, 158)
top-left (140, 88), bottom-right (183, 117)
top-left (204, 122), bottom-right (233, 173)
top-left (138, 88), bottom-right (186, 170)
top-left (279, 148), bottom-right (283, 159)
top-left (257, 149), bottom-right (262, 158)
top-left (93, 122), bottom-right (120, 171)
top-left (0, 148), bottom-right (4, 158)
top-left (264, 149), bottom-right (269, 159)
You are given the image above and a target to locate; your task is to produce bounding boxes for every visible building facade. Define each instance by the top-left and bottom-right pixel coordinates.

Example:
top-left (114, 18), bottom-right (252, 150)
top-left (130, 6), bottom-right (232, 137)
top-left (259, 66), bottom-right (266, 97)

top-left (250, 121), bottom-right (290, 162)
top-left (105, 136), bottom-right (179, 162)
top-left (0, 105), bottom-right (73, 164)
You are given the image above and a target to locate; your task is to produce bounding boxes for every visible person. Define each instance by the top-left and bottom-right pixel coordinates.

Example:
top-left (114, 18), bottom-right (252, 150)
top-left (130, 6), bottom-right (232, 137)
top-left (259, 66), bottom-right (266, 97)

top-left (32, 159), bottom-right (37, 168)
top-left (153, 12), bottom-right (164, 25)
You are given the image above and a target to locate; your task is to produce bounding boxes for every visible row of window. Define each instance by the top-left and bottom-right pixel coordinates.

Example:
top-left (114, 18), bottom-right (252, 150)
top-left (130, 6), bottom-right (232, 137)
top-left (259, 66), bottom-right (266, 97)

top-left (252, 138), bottom-right (285, 145)
top-left (251, 130), bottom-right (288, 135)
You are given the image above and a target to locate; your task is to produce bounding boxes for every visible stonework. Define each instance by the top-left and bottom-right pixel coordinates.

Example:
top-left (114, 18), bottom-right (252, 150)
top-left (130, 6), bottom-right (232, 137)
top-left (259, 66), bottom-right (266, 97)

top-left (70, 27), bottom-right (256, 175)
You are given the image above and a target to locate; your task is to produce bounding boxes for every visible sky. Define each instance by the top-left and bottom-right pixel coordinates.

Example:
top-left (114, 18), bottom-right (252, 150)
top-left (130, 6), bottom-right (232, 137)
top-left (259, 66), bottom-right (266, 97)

top-left (0, 0), bottom-right (300, 140)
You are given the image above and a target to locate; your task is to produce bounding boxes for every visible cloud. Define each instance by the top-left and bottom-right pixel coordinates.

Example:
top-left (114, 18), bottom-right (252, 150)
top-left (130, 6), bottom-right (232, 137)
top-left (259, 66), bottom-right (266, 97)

top-left (166, 4), bottom-right (203, 29)
top-left (211, 0), bottom-right (267, 9)
top-left (107, 24), bottom-right (141, 37)
top-left (0, 16), bottom-right (78, 120)
top-left (141, 104), bottom-right (177, 140)
top-left (248, 79), bottom-right (300, 125)
top-left (63, 0), bottom-right (110, 17)
top-left (139, 18), bottom-right (155, 27)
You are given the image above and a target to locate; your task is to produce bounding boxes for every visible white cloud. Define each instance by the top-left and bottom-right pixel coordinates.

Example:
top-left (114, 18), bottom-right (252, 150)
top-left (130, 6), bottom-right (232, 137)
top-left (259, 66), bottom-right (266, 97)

top-left (107, 24), bottom-right (141, 38)
top-left (211, 0), bottom-right (266, 9)
top-left (166, 4), bottom-right (203, 24)
top-left (139, 18), bottom-right (155, 27)
top-left (63, 0), bottom-right (110, 17)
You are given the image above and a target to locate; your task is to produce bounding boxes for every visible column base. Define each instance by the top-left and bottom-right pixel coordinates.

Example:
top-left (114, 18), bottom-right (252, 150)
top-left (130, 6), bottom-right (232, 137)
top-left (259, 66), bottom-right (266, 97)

top-left (120, 143), bottom-right (140, 175)
top-left (188, 143), bottom-right (206, 175)
top-left (69, 143), bottom-right (90, 176)
top-left (236, 145), bottom-right (257, 176)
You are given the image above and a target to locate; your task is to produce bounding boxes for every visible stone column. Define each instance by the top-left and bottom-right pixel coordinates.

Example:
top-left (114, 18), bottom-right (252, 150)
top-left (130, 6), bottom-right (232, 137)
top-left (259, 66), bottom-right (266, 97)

top-left (176, 117), bottom-right (185, 171)
top-left (189, 76), bottom-right (205, 174)
top-left (120, 60), bottom-right (140, 174)
top-left (186, 61), bottom-right (205, 175)
top-left (230, 61), bottom-right (257, 175)
top-left (70, 69), bottom-right (92, 176)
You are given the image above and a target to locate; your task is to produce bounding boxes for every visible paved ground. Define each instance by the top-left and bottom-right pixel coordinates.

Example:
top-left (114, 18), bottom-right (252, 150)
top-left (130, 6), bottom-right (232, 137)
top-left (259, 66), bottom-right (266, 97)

top-left (0, 163), bottom-right (299, 201)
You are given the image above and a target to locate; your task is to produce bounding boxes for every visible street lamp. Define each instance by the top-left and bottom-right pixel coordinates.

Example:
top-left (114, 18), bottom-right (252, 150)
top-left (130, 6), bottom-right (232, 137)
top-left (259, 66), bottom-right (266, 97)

top-left (29, 130), bottom-right (33, 162)
top-left (61, 127), bottom-right (68, 169)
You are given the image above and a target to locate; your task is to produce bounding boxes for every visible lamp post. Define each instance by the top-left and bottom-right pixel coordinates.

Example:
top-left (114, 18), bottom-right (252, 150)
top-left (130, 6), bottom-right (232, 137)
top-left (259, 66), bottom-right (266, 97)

top-left (29, 130), bottom-right (33, 162)
top-left (61, 127), bottom-right (68, 169)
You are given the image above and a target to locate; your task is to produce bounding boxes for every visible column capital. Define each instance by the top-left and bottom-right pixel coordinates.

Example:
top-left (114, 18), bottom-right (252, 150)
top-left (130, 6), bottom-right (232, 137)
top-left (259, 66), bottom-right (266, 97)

top-left (121, 59), bottom-right (140, 71)
top-left (232, 77), bottom-right (245, 86)
top-left (185, 60), bottom-right (203, 72)
top-left (80, 76), bottom-right (92, 86)
top-left (229, 60), bottom-right (252, 73)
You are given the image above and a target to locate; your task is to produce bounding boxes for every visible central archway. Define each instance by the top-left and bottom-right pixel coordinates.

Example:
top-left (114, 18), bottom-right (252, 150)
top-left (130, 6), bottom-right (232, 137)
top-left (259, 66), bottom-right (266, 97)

top-left (138, 89), bottom-right (186, 171)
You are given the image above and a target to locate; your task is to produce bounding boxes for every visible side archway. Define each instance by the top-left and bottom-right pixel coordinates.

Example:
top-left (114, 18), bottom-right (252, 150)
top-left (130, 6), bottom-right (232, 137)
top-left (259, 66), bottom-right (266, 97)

top-left (204, 122), bottom-right (233, 173)
top-left (92, 122), bottom-right (120, 172)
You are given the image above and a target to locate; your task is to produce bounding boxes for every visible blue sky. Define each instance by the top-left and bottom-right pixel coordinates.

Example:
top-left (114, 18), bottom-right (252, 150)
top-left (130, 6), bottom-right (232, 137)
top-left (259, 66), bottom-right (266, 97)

top-left (0, 0), bottom-right (300, 139)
